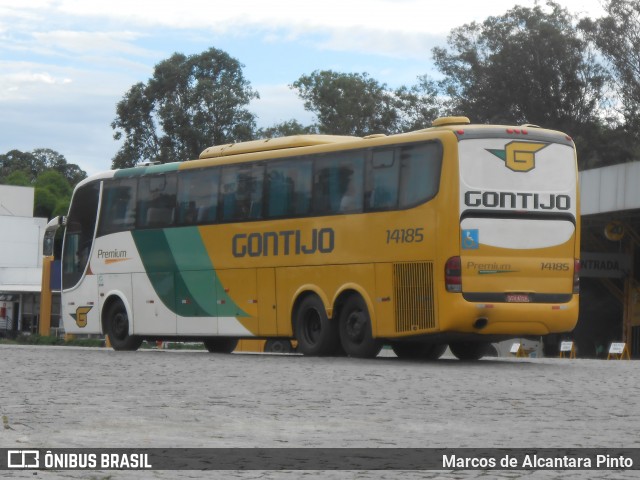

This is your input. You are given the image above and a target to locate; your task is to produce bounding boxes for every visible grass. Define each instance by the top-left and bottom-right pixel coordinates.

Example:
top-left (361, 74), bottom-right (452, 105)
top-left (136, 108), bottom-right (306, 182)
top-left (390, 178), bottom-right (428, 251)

top-left (0, 334), bottom-right (105, 347)
top-left (0, 334), bottom-right (206, 350)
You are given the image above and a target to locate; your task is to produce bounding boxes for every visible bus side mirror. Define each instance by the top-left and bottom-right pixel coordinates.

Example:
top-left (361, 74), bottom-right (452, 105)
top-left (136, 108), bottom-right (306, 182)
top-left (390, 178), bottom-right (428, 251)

top-left (43, 216), bottom-right (65, 256)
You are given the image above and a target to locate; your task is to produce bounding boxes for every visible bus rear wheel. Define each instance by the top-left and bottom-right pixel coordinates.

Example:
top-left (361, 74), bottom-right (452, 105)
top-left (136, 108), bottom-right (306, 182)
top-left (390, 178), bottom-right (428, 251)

top-left (106, 301), bottom-right (142, 351)
top-left (203, 337), bottom-right (238, 353)
top-left (449, 341), bottom-right (489, 361)
top-left (392, 342), bottom-right (446, 360)
top-left (339, 295), bottom-right (382, 359)
top-left (294, 295), bottom-right (339, 356)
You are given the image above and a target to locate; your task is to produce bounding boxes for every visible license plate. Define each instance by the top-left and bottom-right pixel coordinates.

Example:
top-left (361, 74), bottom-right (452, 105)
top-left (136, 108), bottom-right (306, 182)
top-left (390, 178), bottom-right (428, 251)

top-left (506, 293), bottom-right (531, 303)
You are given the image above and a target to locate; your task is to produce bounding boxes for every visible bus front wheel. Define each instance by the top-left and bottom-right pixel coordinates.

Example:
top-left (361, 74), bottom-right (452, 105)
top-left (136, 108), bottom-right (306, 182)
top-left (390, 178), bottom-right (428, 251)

top-left (339, 295), bottom-right (382, 359)
top-left (106, 301), bottom-right (142, 351)
top-left (203, 337), bottom-right (238, 353)
top-left (449, 341), bottom-right (488, 361)
top-left (294, 295), bottom-right (339, 356)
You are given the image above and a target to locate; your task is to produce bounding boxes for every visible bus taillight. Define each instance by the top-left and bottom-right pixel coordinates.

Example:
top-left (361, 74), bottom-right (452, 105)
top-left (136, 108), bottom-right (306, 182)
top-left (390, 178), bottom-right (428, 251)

top-left (445, 256), bottom-right (462, 293)
top-left (573, 259), bottom-right (580, 294)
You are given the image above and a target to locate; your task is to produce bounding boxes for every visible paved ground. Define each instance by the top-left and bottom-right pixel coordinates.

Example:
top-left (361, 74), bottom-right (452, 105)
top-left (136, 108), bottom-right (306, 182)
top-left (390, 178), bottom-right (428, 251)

top-left (1, 344), bottom-right (639, 479)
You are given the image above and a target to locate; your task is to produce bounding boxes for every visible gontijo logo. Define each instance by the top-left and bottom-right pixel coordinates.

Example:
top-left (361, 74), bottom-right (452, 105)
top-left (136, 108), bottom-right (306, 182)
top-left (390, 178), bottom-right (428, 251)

top-left (487, 141), bottom-right (549, 172)
top-left (71, 306), bottom-right (93, 328)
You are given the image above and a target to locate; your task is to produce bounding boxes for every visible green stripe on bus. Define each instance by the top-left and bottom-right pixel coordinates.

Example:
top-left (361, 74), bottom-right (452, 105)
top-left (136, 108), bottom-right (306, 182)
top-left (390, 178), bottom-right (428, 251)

top-left (132, 228), bottom-right (247, 318)
top-left (164, 228), bottom-right (247, 318)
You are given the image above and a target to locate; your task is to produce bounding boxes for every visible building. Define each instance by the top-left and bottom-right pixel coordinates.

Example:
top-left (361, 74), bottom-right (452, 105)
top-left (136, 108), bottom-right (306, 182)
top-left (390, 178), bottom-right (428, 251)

top-left (0, 185), bottom-right (48, 336)
top-left (572, 162), bottom-right (640, 358)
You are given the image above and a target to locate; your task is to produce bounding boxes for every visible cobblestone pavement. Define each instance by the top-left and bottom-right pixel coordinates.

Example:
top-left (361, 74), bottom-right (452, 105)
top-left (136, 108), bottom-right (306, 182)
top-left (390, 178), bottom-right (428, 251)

top-left (1, 344), bottom-right (638, 479)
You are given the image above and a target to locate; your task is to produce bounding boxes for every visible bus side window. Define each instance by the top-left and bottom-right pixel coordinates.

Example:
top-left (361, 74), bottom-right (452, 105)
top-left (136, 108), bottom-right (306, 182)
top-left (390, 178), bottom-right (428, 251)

top-left (221, 164), bottom-right (264, 222)
top-left (313, 152), bottom-right (364, 214)
top-left (366, 149), bottom-right (399, 210)
top-left (98, 178), bottom-right (137, 236)
top-left (137, 173), bottom-right (177, 229)
top-left (177, 168), bottom-right (220, 225)
top-left (266, 159), bottom-right (312, 218)
top-left (399, 143), bottom-right (443, 208)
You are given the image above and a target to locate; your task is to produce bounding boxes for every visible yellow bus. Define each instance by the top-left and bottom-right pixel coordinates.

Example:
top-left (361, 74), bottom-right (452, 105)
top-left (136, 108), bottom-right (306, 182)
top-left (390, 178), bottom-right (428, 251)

top-left (53, 116), bottom-right (580, 360)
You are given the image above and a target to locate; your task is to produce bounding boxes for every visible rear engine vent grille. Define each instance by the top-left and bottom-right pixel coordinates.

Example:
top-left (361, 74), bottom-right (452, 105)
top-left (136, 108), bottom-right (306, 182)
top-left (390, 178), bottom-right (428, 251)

top-left (393, 262), bottom-right (435, 332)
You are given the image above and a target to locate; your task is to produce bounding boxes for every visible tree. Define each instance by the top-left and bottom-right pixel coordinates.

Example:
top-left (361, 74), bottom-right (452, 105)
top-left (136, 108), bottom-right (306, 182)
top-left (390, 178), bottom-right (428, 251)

top-left (32, 148), bottom-right (87, 186)
top-left (579, 0), bottom-right (640, 130)
top-left (256, 119), bottom-right (317, 138)
top-left (393, 75), bottom-right (442, 132)
top-left (112, 48), bottom-right (259, 168)
top-left (0, 149), bottom-right (86, 186)
top-left (0, 149), bottom-right (83, 218)
top-left (0, 150), bottom-right (35, 180)
top-left (4, 170), bottom-right (31, 186)
top-left (291, 70), bottom-right (399, 136)
top-left (33, 170), bottom-right (73, 218)
top-left (432, 2), bottom-right (610, 167)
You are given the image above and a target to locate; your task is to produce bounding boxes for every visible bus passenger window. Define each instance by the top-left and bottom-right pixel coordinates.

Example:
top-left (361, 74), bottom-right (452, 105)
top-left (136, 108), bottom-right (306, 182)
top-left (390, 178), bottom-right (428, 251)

top-left (221, 164), bottom-right (264, 222)
top-left (266, 159), bottom-right (312, 218)
top-left (366, 149), bottom-right (399, 210)
top-left (177, 168), bottom-right (220, 225)
top-left (313, 152), bottom-right (364, 214)
top-left (98, 178), bottom-right (137, 236)
top-left (399, 143), bottom-right (443, 208)
top-left (137, 174), bottom-right (176, 229)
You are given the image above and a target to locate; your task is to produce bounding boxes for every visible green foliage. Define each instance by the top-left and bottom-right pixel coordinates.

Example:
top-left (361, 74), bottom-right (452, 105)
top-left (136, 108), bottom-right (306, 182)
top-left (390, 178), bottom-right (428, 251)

top-left (291, 70), bottom-right (443, 136)
top-left (35, 170), bottom-right (72, 198)
top-left (579, 0), bottom-right (640, 131)
top-left (34, 188), bottom-right (57, 218)
top-left (393, 75), bottom-right (443, 132)
top-left (0, 148), bottom-right (86, 186)
top-left (33, 170), bottom-right (73, 218)
top-left (112, 47), bottom-right (259, 168)
top-left (1, 334), bottom-right (104, 347)
top-left (4, 170), bottom-right (31, 186)
top-left (292, 70), bottom-right (399, 136)
top-left (433, 1), bottom-right (607, 125)
top-left (256, 119), bottom-right (317, 138)
top-left (0, 149), bottom-right (85, 219)
top-left (432, 1), bottom-right (612, 167)
top-left (13, 334), bottom-right (62, 345)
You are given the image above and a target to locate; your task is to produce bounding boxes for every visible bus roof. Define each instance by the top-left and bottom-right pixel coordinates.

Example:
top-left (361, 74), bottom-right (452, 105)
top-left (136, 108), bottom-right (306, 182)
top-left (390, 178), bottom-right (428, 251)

top-left (199, 134), bottom-right (361, 159)
top-left (197, 117), bottom-right (572, 162)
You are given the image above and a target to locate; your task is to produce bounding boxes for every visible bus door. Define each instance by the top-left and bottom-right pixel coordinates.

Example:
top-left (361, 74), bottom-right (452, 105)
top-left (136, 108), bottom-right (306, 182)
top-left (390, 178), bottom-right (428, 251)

top-left (458, 136), bottom-right (578, 302)
top-left (61, 182), bottom-right (101, 334)
top-left (62, 269), bottom-right (100, 334)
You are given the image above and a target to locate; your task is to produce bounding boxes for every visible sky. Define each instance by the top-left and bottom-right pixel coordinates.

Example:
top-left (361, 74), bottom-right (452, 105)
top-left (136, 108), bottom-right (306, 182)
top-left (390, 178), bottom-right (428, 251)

top-left (0, 0), bottom-right (607, 176)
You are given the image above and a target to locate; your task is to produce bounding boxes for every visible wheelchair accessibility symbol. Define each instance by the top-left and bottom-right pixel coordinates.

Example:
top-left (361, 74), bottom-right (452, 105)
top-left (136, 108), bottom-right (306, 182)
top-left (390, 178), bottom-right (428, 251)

top-left (462, 229), bottom-right (479, 250)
